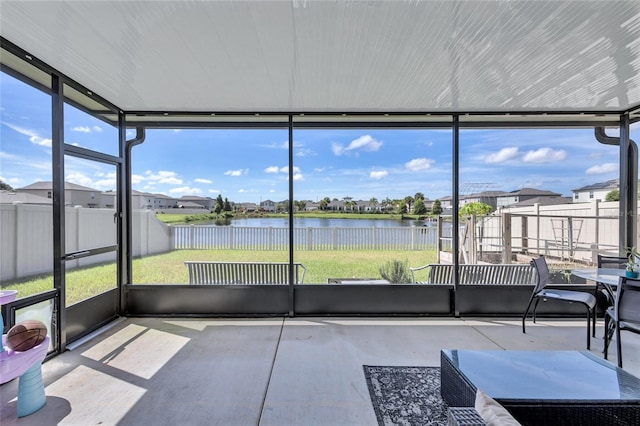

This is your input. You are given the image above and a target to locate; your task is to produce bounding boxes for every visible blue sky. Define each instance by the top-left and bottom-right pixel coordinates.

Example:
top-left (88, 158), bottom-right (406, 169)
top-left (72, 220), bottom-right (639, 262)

top-left (1, 72), bottom-right (638, 204)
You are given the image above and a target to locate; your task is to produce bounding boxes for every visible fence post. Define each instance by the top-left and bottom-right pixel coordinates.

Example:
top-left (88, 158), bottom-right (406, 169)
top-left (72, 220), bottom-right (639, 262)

top-left (502, 212), bottom-right (512, 263)
top-left (307, 227), bottom-right (312, 251)
top-left (436, 216), bottom-right (442, 263)
top-left (521, 215), bottom-right (528, 254)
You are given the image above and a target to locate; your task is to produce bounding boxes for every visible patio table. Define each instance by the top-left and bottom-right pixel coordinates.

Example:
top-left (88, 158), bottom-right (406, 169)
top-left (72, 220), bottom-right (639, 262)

top-left (440, 349), bottom-right (640, 426)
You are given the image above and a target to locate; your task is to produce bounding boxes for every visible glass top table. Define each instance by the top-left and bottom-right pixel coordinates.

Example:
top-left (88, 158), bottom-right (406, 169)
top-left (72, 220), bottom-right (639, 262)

top-left (441, 349), bottom-right (640, 401)
top-left (440, 350), bottom-right (640, 425)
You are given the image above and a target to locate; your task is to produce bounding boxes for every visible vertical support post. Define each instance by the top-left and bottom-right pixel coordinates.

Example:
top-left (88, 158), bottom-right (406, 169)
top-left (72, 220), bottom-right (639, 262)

top-left (502, 213), bottom-right (512, 263)
top-left (521, 214), bottom-right (528, 254)
top-left (51, 74), bottom-right (66, 353)
top-left (436, 216), bottom-right (442, 263)
top-left (288, 115), bottom-right (294, 317)
top-left (452, 115), bottom-right (460, 316)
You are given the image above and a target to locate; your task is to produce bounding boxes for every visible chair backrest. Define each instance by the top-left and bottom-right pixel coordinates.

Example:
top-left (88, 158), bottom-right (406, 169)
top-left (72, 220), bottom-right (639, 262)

top-left (529, 256), bottom-right (550, 294)
top-left (615, 277), bottom-right (640, 324)
top-left (597, 254), bottom-right (627, 269)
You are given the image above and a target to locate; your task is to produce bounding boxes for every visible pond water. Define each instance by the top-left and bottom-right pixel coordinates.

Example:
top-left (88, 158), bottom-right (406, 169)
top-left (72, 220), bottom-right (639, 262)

top-left (195, 217), bottom-right (437, 228)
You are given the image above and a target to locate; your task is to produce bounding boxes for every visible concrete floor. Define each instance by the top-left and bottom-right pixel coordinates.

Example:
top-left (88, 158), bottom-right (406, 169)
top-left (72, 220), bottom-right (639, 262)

top-left (2, 317), bottom-right (639, 426)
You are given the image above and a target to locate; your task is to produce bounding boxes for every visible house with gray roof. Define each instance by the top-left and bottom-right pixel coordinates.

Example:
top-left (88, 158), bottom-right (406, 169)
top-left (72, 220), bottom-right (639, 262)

top-left (572, 179), bottom-right (619, 203)
top-left (0, 190), bottom-right (52, 205)
top-left (496, 188), bottom-right (562, 208)
top-left (17, 181), bottom-right (101, 207)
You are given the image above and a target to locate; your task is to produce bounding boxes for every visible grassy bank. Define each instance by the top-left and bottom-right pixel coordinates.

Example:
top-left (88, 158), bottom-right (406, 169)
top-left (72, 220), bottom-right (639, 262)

top-left (3, 249), bottom-right (436, 305)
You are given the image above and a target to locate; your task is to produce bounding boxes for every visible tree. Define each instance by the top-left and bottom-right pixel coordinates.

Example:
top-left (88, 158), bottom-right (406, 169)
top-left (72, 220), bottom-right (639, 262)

top-left (413, 198), bottom-right (427, 215)
top-left (605, 189), bottom-right (620, 201)
top-left (404, 196), bottom-right (414, 212)
top-left (369, 197), bottom-right (378, 211)
top-left (214, 194), bottom-right (224, 214)
top-left (0, 180), bottom-right (13, 191)
top-left (459, 201), bottom-right (493, 217)
top-left (414, 192), bottom-right (424, 201)
top-left (431, 199), bottom-right (443, 215)
top-left (223, 198), bottom-right (232, 211)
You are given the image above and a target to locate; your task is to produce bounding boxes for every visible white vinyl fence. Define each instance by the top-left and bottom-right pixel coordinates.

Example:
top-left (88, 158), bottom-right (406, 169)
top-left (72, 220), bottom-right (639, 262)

top-left (172, 225), bottom-right (439, 250)
top-left (1, 205), bottom-right (171, 281)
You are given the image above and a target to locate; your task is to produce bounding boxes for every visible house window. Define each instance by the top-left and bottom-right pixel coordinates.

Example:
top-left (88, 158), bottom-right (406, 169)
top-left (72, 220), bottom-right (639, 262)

top-left (47, 191), bottom-right (52, 198)
top-left (589, 191), bottom-right (594, 199)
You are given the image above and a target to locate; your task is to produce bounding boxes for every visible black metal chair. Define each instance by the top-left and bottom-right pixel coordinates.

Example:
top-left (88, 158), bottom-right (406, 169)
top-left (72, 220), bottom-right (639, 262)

top-left (595, 254), bottom-right (627, 337)
top-left (523, 256), bottom-right (597, 349)
top-left (604, 277), bottom-right (640, 368)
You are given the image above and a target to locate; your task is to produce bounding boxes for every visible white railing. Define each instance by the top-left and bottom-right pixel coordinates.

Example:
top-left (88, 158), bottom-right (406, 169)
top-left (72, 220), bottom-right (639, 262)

top-left (172, 225), bottom-right (439, 251)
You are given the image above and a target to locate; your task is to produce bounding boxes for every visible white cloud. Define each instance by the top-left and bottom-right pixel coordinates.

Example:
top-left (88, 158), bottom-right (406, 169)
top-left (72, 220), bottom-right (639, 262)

top-left (2, 121), bottom-right (51, 147)
top-left (292, 173), bottom-right (304, 181)
top-left (208, 189), bottom-right (221, 194)
top-left (71, 126), bottom-right (91, 133)
top-left (405, 158), bottom-right (435, 171)
top-left (131, 174), bottom-right (146, 185)
top-left (194, 178), bottom-right (212, 184)
top-left (0, 175), bottom-right (21, 185)
top-left (225, 169), bottom-right (248, 177)
top-left (332, 135), bottom-right (382, 156)
top-left (522, 147), bottom-right (567, 163)
top-left (144, 170), bottom-right (183, 185)
top-left (65, 172), bottom-right (94, 188)
top-left (93, 126), bottom-right (103, 133)
top-left (169, 186), bottom-right (202, 195)
top-left (370, 170), bottom-right (389, 180)
top-left (280, 166), bottom-right (301, 174)
top-left (265, 166), bottom-right (300, 175)
top-left (586, 163), bottom-right (617, 175)
top-left (484, 147), bottom-right (519, 164)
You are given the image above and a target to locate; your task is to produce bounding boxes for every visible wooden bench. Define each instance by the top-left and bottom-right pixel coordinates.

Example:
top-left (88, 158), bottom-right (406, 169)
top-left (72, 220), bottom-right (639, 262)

top-left (184, 261), bottom-right (306, 285)
top-left (409, 263), bottom-right (536, 285)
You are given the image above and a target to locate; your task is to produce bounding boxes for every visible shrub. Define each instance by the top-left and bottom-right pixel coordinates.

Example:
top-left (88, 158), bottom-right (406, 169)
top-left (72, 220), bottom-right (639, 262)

top-left (379, 259), bottom-right (412, 284)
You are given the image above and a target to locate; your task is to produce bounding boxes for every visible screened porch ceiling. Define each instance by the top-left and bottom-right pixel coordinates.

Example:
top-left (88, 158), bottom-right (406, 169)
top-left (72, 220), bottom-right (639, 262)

top-left (1, 1), bottom-right (640, 125)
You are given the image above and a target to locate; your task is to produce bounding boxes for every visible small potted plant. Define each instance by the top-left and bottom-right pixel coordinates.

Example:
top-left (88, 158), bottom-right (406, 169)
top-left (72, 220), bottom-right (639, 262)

top-left (625, 247), bottom-right (640, 278)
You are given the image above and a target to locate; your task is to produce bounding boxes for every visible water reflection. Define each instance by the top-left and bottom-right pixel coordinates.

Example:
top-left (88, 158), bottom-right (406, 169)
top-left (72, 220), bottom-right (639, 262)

top-left (193, 217), bottom-right (436, 228)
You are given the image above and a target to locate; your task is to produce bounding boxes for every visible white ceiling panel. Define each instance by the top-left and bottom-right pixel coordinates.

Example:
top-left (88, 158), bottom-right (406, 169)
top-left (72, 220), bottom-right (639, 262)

top-left (1, 0), bottom-right (640, 114)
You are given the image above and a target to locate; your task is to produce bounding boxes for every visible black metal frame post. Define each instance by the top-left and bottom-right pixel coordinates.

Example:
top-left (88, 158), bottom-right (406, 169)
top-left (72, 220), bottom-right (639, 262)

top-left (288, 115), bottom-right (295, 317)
top-left (452, 115), bottom-right (460, 316)
top-left (51, 74), bottom-right (66, 353)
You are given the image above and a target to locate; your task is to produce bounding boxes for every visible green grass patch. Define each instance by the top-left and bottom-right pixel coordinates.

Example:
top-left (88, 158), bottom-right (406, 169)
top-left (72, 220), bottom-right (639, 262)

top-left (3, 249), bottom-right (437, 304)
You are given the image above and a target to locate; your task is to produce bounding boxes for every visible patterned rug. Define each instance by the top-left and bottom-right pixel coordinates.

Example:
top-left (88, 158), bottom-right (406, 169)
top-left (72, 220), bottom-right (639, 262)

top-left (363, 366), bottom-right (448, 426)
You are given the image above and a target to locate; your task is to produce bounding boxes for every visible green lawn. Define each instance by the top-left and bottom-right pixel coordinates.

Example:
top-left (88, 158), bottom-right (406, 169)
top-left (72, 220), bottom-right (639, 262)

top-left (2, 249), bottom-right (437, 305)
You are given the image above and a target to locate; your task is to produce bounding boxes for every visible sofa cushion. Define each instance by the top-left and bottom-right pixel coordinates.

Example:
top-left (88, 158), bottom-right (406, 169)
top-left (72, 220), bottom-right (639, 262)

top-left (474, 388), bottom-right (521, 426)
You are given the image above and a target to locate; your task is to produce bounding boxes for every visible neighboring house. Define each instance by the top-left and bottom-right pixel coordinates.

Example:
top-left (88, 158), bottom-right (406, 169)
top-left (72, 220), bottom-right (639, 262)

top-left (496, 188), bottom-right (562, 208)
top-left (505, 196), bottom-right (573, 208)
top-left (328, 199), bottom-right (345, 211)
top-left (17, 181), bottom-right (101, 207)
top-left (237, 202), bottom-right (258, 212)
top-left (305, 201), bottom-right (320, 211)
top-left (260, 199), bottom-right (276, 212)
top-left (463, 191), bottom-right (509, 209)
top-left (0, 190), bottom-right (52, 205)
top-left (101, 191), bottom-right (116, 208)
top-left (180, 195), bottom-right (214, 210)
top-left (131, 189), bottom-right (154, 210)
top-left (153, 193), bottom-right (177, 209)
top-left (177, 201), bottom-right (205, 209)
top-left (572, 179), bottom-right (619, 203)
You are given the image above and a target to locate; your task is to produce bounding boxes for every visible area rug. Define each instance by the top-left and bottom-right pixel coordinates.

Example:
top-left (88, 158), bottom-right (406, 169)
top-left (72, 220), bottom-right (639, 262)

top-left (363, 365), bottom-right (448, 426)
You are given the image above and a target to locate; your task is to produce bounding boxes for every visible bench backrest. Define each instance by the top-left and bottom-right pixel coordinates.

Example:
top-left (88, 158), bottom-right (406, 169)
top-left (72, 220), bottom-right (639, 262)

top-left (184, 261), bottom-right (306, 285)
top-left (420, 263), bottom-right (536, 285)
